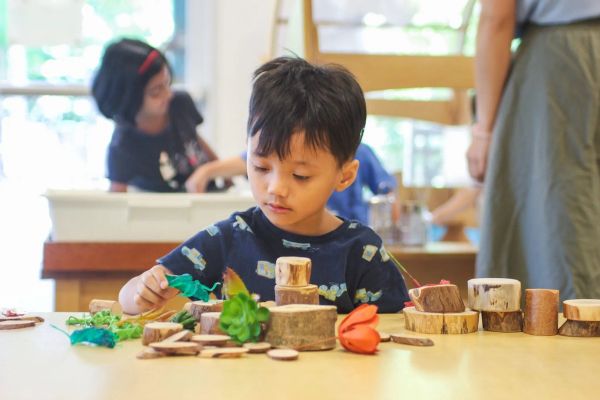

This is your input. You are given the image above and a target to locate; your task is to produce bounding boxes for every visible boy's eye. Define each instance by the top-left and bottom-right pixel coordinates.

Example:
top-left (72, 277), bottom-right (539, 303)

top-left (253, 165), bottom-right (268, 173)
top-left (293, 174), bottom-right (310, 181)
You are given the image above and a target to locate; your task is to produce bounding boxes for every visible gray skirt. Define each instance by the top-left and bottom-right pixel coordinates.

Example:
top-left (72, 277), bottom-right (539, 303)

top-left (476, 19), bottom-right (600, 302)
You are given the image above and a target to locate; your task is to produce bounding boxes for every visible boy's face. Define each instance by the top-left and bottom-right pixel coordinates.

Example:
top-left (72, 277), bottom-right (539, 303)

top-left (139, 66), bottom-right (173, 119)
top-left (247, 131), bottom-right (358, 236)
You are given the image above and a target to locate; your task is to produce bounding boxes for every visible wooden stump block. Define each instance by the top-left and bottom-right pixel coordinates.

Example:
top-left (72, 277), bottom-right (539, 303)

top-left (558, 320), bottom-right (600, 337)
top-left (467, 278), bottom-right (521, 312)
top-left (524, 289), bottom-right (559, 336)
top-left (481, 310), bottom-right (523, 332)
top-left (408, 284), bottom-right (465, 313)
top-left (189, 300), bottom-right (224, 322)
top-left (142, 322), bottom-right (183, 345)
top-left (275, 256), bottom-right (312, 286)
top-left (264, 304), bottom-right (337, 351)
top-left (200, 312), bottom-right (224, 334)
top-left (563, 299), bottom-right (600, 322)
top-left (275, 284), bottom-right (319, 306)
top-left (403, 307), bottom-right (479, 334)
top-left (89, 299), bottom-right (122, 316)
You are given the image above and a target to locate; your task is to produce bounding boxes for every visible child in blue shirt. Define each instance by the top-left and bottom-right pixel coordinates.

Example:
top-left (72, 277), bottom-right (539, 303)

top-left (119, 57), bottom-right (410, 314)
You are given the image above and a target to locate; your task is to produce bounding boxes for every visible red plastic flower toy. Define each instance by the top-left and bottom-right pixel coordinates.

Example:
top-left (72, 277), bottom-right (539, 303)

top-left (337, 304), bottom-right (380, 355)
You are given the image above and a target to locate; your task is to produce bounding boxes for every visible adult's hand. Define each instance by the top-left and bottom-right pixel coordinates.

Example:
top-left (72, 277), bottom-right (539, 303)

top-left (466, 124), bottom-right (492, 183)
top-left (185, 165), bottom-right (212, 193)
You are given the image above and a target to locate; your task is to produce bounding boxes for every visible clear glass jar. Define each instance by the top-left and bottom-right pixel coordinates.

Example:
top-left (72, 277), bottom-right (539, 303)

top-left (398, 201), bottom-right (428, 246)
top-left (368, 193), bottom-right (397, 245)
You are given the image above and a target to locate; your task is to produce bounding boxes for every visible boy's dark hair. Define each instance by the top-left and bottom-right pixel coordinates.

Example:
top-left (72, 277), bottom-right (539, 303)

top-left (248, 57), bottom-right (366, 166)
top-left (92, 38), bottom-right (170, 124)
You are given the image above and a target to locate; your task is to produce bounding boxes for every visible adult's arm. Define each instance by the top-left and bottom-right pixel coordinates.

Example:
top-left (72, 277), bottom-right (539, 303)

top-left (466, 0), bottom-right (516, 182)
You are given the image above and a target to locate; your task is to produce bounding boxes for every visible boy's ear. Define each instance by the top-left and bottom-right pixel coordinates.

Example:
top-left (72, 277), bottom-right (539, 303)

top-left (335, 159), bottom-right (359, 192)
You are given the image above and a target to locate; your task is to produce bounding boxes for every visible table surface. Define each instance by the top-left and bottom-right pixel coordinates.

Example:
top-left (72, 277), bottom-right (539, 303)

top-left (2, 312), bottom-right (598, 400)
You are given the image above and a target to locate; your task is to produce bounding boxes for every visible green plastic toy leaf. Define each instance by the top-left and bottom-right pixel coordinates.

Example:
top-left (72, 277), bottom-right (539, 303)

top-left (219, 293), bottom-right (270, 344)
top-left (166, 274), bottom-right (221, 301)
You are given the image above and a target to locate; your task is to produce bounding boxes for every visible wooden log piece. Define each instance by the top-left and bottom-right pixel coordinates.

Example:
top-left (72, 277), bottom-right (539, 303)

top-left (200, 312), bottom-right (224, 334)
top-left (142, 322), bottom-right (183, 345)
top-left (524, 289), bottom-right (559, 336)
top-left (467, 278), bottom-right (521, 312)
top-left (89, 299), bottom-right (122, 316)
top-left (408, 284), bottom-right (465, 313)
top-left (403, 307), bottom-right (479, 334)
top-left (136, 348), bottom-right (166, 360)
top-left (189, 300), bottom-right (224, 322)
top-left (0, 316), bottom-right (44, 324)
top-left (481, 311), bottom-right (523, 332)
top-left (558, 320), bottom-right (600, 337)
top-left (275, 256), bottom-right (312, 286)
top-left (275, 284), bottom-right (319, 306)
top-left (563, 299), bottom-right (600, 322)
top-left (264, 304), bottom-right (337, 351)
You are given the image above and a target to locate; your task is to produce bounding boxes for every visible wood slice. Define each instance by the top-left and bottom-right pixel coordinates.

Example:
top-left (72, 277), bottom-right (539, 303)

top-left (264, 304), bottom-right (337, 351)
top-left (467, 278), bottom-right (521, 312)
top-left (403, 307), bottom-right (479, 334)
top-left (558, 319), bottom-right (600, 337)
top-left (198, 347), bottom-right (249, 358)
top-left (150, 341), bottom-right (201, 355)
top-left (190, 334), bottom-right (231, 346)
top-left (200, 312), bottom-right (224, 334)
top-left (524, 289), bottom-right (559, 336)
top-left (275, 256), bottom-right (312, 286)
top-left (243, 342), bottom-right (272, 353)
top-left (161, 330), bottom-right (193, 343)
top-left (89, 299), bottom-right (122, 316)
top-left (136, 348), bottom-right (167, 360)
top-left (378, 332), bottom-right (391, 342)
top-left (189, 300), bottom-right (224, 322)
top-left (408, 284), bottom-right (465, 313)
top-left (267, 349), bottom-right (299, 361)
top-left (259, 301), bottom-right (277, 309)
top-left (481, 310), bottom-right (523, 332)
top-left (275, 284), bottom-right (319, 306)
top-left (0, 316), bottom-right (44, 323)
top-left (0, 320), bottom-right (35, 330)
top-left (142, 322), bottom-right (183, 345)
top-left (390, 333), bottom-right (434, 346)
top-left (563, 299), bottom-right (600, 322)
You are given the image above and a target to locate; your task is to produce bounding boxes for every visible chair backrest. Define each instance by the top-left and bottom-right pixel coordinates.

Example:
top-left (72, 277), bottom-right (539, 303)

top-left (285, 0), bottom-right (476, 126)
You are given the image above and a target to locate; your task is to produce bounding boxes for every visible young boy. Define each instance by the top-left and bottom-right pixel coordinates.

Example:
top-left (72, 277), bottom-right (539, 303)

top-left (119, 57), bottom-right (410, 315)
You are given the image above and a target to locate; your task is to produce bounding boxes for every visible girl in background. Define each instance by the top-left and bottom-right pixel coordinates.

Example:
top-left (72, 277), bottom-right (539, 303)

top-left (92, 38), bottom-right (221, 192)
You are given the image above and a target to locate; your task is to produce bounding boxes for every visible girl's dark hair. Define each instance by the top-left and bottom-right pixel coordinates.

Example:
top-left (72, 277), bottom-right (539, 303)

top-left (92, 38), bottom-right (170, 124)
top-left (248, 57), bottom-right (366, 166)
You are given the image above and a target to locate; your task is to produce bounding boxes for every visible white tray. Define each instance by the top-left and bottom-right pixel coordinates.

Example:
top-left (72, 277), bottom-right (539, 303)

top-left (45, 190), bottom-right (256, 242)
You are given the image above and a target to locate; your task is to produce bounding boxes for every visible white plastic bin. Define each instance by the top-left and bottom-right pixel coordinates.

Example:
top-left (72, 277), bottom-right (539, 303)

top-left (45, 190), bottom-right (257, 242)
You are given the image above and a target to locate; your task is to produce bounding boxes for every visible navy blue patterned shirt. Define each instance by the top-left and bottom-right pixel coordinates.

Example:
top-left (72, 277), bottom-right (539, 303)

top-left (158, 207), bottom-right (409, 313)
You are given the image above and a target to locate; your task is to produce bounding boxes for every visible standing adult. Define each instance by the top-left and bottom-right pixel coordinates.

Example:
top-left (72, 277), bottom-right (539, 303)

top-left (467, 0), bottom-right (600, 301)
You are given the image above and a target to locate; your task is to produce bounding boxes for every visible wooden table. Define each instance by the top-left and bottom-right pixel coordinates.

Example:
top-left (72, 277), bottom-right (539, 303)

top-left (2, 313), bottom-right (598, 400)
top-left (43, 241), bottom-right (476, 311)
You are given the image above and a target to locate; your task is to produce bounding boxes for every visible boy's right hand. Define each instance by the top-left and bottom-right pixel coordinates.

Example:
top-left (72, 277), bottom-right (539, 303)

top-left (134, 265), bottom-right (179, 310)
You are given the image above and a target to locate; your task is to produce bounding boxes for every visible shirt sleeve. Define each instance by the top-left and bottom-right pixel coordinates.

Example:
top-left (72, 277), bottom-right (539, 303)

top-left (157, 217), bottom-right (233, 299)
top-left (357, 144), bottom-right (397, 195)
top-left (346, 231), bottom-right (409, 313)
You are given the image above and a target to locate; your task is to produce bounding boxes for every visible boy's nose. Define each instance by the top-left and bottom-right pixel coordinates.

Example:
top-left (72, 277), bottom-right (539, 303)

top-left (267, 175), bottom-right (288, 197)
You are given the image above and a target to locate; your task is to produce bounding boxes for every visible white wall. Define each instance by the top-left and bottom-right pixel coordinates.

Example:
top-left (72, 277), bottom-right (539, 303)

top-left (187, 0), bottom-right (277, 158)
